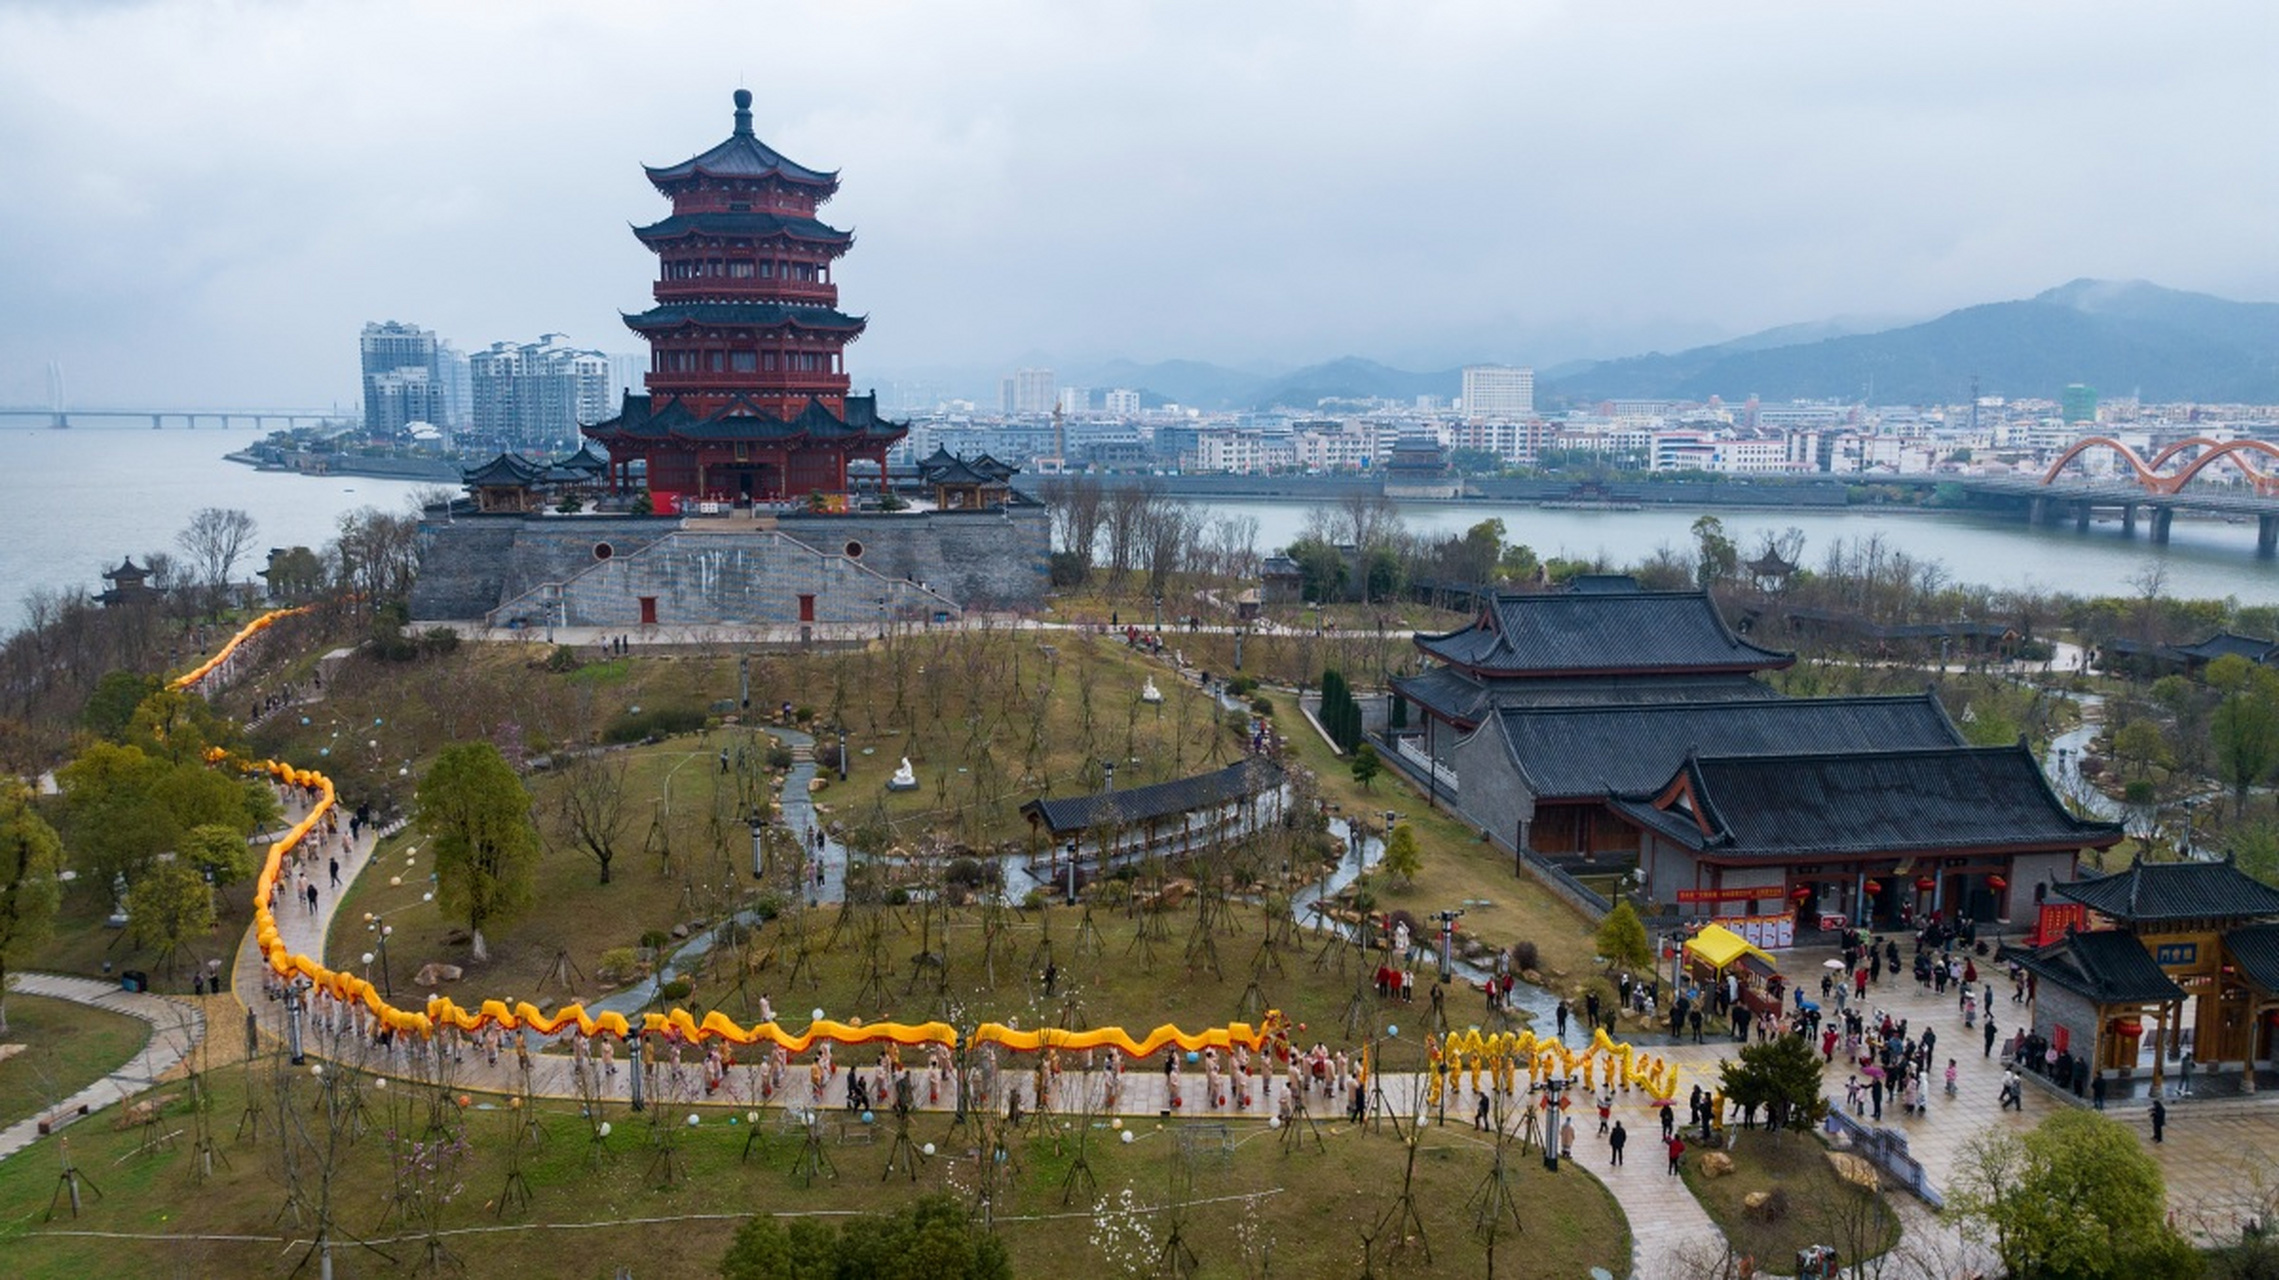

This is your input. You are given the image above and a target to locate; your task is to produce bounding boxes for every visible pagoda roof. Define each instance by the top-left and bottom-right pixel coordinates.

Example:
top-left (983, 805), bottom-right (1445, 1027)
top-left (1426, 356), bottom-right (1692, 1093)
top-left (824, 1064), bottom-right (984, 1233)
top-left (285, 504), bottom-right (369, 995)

top-left (917, 446), bottom-right (961, 470)
top-left (1998, 929), bottom-right (2186, 1005)
top-left (1608, 743), bottom-right (2123, 861)
top-left (919, 455), bottom-right (1000, 487)
top-left (1488, 692), bottom-right (1963, 802)
top-left (1020, 757), bottom-right (1284, 837)
top-left (968, 454), bottom-right (1019, 481)
top-left (2052, 855), bottom-right (2279, 924)
top-left (1414, 583), bottom-right (1792, 678)
top-left (632, 211), bottom-right (851, 246)
top-left (645, 90), bottom-right (838, 193)
top-left (582, 392), bottom-right (907, 448)
top-left (464, 453), bottom-right (547, 487)
top-left (105, 557), bottom-right (147, 579)
top-left (623, 302), bottom-right (866, 335)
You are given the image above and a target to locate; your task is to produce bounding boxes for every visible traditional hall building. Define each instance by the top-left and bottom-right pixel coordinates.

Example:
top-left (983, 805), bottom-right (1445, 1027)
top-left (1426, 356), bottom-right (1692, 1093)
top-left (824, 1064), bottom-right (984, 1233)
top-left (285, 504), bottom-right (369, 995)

top-left (1392, 576), bottom-right (2124, 943)
top-left (410, 93), bottom-right (1046, 628)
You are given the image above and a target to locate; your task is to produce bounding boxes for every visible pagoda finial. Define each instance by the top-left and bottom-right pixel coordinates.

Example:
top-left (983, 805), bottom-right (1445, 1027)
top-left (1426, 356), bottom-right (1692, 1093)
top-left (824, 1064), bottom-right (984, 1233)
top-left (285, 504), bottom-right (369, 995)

top-left (732, 88), bottom-right (754, 137)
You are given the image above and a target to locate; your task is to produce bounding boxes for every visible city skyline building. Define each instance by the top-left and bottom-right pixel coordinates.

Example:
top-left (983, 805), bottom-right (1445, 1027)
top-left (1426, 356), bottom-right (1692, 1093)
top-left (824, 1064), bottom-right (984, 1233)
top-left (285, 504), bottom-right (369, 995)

top-left (1001, 367), bottom-right (1055, 416)
top-left (469, 334), bottom-right (612, 448)
top-left (1461, 363), bottom-right (1535, 419)
top-left (358, 320), bottom-right (445, 437)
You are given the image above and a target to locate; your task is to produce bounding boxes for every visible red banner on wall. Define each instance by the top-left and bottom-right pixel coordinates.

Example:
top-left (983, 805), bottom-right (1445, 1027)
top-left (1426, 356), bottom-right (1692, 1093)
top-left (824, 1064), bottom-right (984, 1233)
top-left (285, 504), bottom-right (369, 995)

top-left (1677, 886), bottom-right (1780, 905)
top-left (2029, 903), bottom-right (2090, 947)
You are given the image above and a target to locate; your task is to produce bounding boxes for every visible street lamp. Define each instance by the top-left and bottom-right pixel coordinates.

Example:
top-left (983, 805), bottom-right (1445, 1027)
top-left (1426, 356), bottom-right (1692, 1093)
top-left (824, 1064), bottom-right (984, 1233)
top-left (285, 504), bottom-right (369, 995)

top-left (1539, 1071), bottom-right (1570, 1171)
top-left (750, 809), bottom-right (768, 880)
top-left (1435, 907), bottom-right (1465, 984)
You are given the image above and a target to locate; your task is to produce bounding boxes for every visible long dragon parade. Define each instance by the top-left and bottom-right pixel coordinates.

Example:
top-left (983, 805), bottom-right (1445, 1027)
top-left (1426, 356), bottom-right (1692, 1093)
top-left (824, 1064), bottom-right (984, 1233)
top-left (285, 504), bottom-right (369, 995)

top-left (177, 610), bottom-right (1682, 1100)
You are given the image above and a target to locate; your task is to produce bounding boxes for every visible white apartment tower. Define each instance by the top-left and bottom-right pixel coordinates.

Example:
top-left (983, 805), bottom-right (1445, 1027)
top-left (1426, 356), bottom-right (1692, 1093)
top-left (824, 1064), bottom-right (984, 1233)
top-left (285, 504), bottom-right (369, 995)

top-left (1461, 364), bottom-right (1535, 420)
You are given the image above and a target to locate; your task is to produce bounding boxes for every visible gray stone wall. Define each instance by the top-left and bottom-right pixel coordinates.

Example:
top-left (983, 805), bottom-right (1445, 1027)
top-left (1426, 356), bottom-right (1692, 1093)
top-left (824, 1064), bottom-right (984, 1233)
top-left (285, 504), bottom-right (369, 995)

top-left (1451, 721), bottom-right (1532, 850)
top-left (532, 532), bottom-right (956, 628)
top-left (2031, 981), bottom-right (2103, 1070)
top-left (410, 507), bottom-right (1047, 623)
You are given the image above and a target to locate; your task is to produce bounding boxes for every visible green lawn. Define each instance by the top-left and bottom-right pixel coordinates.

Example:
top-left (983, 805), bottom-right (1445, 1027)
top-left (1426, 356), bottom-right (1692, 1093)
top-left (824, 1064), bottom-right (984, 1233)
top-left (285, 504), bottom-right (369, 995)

top-left (1680, 1128), bottom-right (1900, 1269)
top-left (0, 1059), bottom-right (1630, 1280)
top-left (0, 993), bottom-right (150, 1130)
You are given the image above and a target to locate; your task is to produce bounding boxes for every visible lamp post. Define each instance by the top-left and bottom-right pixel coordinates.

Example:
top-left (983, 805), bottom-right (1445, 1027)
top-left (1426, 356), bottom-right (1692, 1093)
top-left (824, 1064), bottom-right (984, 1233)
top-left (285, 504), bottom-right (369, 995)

top-left (1436, 907), bottom-right (1465, 984)
top-left (286, 973), bottom-right (311, 1065)
top-left (1540, 1071), bottom-right (1570, 1171)
top-left (750, 810), bottom-right (768, 880)
top-left (362, 892), bottom-right (428, 999)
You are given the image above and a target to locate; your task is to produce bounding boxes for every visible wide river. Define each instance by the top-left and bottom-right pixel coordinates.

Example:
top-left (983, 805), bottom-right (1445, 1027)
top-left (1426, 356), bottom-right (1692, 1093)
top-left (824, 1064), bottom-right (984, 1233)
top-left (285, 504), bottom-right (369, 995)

top-left (7, 426), bottom-right (2279, 630)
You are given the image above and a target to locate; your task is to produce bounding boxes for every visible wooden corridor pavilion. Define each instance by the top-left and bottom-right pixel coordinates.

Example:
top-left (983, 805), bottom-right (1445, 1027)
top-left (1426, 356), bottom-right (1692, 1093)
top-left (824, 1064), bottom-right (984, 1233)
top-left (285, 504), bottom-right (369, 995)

top-left (2005, 857), bottom-right (2279, 1092)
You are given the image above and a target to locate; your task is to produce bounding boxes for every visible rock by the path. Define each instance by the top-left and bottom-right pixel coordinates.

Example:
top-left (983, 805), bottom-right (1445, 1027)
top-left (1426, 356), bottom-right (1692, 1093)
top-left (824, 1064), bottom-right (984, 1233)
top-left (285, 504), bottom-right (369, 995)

top-left (1742, 1190), bottom-right (1771, 1211)
top-left (1698, 1150), bottom-right (1734, 1178)
top-left (414, 963), bottom-right (464, 987)
top-left (1828, 1150), bottom-right (1880, 1192)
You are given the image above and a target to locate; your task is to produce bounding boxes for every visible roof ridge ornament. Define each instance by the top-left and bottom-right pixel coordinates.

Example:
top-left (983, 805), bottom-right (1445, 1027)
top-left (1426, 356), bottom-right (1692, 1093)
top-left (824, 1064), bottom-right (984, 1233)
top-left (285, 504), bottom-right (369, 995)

top-left (732, 88), bottom-right (754, 137)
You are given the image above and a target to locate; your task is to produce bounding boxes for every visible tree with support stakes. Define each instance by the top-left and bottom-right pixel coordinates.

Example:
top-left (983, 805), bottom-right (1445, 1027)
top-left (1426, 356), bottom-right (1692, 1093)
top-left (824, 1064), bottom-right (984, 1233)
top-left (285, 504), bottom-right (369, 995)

top-left (791, 1108), bottom-right (837, 1186)
top-left (1467, 1092), bottom-right (1526, 1277)
top-left (1373, 1128), bottom-right (1434, 1265)
top-left (418, 740), bottom-right (542, 965)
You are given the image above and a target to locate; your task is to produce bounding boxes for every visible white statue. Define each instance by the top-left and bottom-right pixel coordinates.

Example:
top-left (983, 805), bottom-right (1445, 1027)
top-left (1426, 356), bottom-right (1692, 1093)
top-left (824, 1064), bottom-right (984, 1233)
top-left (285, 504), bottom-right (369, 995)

top-left (888, 757), bottom-right (919, 791)
top-left (1141, 677), bottom-right (1164, 704)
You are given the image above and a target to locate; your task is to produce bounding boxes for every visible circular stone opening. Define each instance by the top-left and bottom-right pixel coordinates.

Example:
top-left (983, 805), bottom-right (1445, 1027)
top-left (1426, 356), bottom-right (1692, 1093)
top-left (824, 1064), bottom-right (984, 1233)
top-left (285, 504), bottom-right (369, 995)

top-left (843, 540), bottom-right (864, 559)
top-left (593, 542), bottom-right (614, 561)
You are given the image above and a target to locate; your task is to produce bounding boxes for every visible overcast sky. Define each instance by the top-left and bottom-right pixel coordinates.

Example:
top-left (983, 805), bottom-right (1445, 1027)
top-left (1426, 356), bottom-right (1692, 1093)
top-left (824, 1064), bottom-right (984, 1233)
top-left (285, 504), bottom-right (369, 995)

top-left (1, 0), bottom-right (2274, 408)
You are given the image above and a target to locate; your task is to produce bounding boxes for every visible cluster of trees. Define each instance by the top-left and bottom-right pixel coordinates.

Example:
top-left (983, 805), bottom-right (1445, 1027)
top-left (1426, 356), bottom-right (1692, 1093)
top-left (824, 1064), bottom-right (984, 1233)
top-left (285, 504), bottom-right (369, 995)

top-left (0, 501), bottom-right (429, 773)
top-left (1951, 1109), bottom-right (2195, 1279)
top-left (1037, 475), bottom-right (1260, 598)
top-left (1318, 669), bottom-right (1364, 752)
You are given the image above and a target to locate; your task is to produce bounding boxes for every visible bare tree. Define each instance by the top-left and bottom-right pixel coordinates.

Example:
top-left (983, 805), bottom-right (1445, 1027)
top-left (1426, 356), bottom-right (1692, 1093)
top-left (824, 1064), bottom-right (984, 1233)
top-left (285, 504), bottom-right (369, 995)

top-left (176, 507), bottom-right (259, 597)
top-left (554, 748), bottom-right (633, 884)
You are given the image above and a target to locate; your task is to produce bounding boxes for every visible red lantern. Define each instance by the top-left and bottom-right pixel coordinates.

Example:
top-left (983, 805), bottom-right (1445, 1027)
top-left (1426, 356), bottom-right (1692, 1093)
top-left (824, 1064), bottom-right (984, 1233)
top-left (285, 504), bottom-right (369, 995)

top-left (1863, 880), bottom-right (1883, 894)
top-left (1987, 875), bottom-right (2009, 892)
top-left (1915, 876), bottom-right (1936, 892)
top-left (1791, 885), bottom-right (1813, 899)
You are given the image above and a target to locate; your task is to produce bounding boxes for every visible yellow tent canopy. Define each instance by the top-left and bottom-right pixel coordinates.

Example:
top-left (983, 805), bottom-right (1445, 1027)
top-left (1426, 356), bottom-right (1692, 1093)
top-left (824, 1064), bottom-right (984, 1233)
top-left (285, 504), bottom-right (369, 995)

top-left (1684, 923), bottom-right (1774, 973)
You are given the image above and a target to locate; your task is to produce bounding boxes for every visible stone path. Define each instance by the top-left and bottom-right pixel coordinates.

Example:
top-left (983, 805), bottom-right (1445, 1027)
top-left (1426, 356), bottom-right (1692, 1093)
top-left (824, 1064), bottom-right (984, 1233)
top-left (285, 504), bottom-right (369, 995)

top-left (0, 972), bottom-right (206, 1161)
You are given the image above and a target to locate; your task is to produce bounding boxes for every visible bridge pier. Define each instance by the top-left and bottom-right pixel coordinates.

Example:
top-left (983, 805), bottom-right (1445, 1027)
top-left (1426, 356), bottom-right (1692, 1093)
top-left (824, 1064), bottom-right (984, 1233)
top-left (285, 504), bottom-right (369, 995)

top-left (2122, 504), bottom-right (2137, 536)
top-left (2029, 496), bottom-right (2050, 526)
top-left (2075, 502), bottom-right (2092, 533)
top-left (2151, 507), bottom-right (2174, 545)
top-left (2261, 514), bottom-right (2278, 557)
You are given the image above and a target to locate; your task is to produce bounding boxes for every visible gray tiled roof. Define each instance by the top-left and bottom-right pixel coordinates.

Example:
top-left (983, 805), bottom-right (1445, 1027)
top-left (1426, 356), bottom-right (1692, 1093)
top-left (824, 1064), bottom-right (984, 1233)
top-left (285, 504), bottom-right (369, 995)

top-left (582, 392), bottom-right (907, 447)
top-left (623, 303), bottom-right (866, 334)
top-left (2053, 856), bottom-right (2279, 923)
top-left (1397, 669), bottom-right (1783, 728)
top-left (1414, 588), bottom-right (1791, 677)
top-left (1492, 692), bottom-right (1963, 801)
top-left (1021, 758), bottom-right (1284, 836)
top-left (1999, 930), bottom-right (2186, 1004)
top-left (2171, 632), bottom-right (2279, 663)
top-left (1610, 744), bottom-right (2123, 859)
top-left (2223, 922), bottom-right (2279, 994)
top-left (632, 212), bottom-right (849, 245)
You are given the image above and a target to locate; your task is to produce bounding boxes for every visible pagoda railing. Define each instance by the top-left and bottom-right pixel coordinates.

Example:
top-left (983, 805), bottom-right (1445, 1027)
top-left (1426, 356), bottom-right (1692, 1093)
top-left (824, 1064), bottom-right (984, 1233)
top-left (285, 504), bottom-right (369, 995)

top-left (1392, 734), bottom-right (1458, 795)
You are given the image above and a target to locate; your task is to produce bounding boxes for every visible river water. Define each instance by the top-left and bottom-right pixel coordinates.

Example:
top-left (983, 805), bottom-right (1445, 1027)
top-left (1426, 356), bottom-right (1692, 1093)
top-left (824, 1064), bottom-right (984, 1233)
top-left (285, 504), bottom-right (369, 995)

top-left (0, 426), bottom-right (435, 631)
top-left (9, 426), bottom-right (2279, 631)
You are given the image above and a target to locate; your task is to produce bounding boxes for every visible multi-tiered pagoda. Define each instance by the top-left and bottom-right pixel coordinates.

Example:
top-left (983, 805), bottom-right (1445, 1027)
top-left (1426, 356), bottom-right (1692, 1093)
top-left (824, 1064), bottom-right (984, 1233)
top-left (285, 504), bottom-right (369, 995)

top-left (583, 90), bottom-right (906, 511)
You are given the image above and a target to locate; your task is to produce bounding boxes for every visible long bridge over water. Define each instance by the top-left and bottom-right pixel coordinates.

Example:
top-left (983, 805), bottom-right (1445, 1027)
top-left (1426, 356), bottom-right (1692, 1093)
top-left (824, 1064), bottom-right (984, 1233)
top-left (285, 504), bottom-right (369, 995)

top-left (0, 405), bottom-right (344, 431)
top-left (1957, 436), bottom-right (2279, 554)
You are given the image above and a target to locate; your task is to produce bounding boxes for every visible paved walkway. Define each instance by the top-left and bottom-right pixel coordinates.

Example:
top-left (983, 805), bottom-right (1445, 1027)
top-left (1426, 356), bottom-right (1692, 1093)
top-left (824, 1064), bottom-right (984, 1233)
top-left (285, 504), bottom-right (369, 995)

top-left (0, 972), bottom-right (206, 1161)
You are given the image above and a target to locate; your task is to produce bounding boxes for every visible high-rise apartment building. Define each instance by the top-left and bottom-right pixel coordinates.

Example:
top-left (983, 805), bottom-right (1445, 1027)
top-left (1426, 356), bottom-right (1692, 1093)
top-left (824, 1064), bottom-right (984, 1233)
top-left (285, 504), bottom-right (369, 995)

top-left (2062, 384), bottom-right (2098, 425)
top-left (1000, 368), bottom-right (1056, 416)
top-left (1103, 388), bottom-right (1142, 416)
top-left (1057, 387), bottom-right (1089, 416)
top-left (1461, 364), bottom-right (1534, 420)
top-left (470, 334), bottom-right (613, 448)
top-left (360, 320), bottom-right (446, 436)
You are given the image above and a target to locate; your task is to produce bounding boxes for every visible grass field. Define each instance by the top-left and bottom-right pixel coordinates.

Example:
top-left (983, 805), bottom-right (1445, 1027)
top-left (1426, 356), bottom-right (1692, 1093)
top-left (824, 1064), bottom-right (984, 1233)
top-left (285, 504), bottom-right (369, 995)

top-left (0, 994), bottom-right (150, 1131)
top-left (0, 1056), bottom-right (1630, 1279)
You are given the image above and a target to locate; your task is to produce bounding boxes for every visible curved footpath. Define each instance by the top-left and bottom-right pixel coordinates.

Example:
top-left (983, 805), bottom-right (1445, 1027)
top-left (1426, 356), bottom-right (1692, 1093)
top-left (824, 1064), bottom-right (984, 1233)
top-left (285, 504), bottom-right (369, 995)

top-left (0, 973), bottom-right (205, 1161)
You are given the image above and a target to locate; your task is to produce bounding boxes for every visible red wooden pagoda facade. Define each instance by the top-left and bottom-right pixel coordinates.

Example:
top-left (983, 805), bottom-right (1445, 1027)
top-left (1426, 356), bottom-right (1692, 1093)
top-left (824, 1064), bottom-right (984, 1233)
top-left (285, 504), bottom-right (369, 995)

top-left (583, 90), bottom-right (905, 511)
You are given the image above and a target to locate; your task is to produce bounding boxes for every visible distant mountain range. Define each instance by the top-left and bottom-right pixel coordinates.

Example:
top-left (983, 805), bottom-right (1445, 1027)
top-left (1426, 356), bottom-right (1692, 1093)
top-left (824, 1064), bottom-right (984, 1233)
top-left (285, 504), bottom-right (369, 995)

top-left (1057, 280), bottom-right (2279, 411)
top-left (1542, 280), bottom-right (2279, 406)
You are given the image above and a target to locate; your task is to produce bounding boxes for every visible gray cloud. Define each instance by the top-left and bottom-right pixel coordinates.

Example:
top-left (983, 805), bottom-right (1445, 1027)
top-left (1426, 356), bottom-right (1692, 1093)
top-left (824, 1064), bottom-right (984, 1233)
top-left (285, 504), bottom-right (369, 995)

top-left (0, 0), bottom-right (2273, 406)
